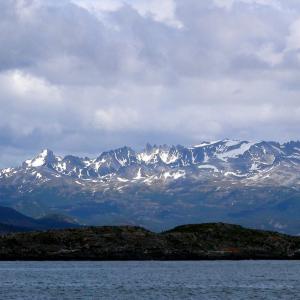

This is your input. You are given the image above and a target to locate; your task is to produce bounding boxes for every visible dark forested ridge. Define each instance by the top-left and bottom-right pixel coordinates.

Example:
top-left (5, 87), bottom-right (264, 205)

top-left (1, 223), bottom-right (300, 260)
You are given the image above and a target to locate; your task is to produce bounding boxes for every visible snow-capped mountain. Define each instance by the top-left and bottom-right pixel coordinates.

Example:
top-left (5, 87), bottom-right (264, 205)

top-left (6, 139), bottom-right (300, 182)
top-left (1, 140), bottom-right (300, 234)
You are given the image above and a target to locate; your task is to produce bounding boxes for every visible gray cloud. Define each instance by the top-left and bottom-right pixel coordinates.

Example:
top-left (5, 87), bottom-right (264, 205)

top-left (0, 0), bottom-right (300, 167)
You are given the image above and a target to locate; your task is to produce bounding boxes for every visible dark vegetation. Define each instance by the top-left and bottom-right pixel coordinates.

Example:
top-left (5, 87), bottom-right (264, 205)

top-left (1, 223), bottom-right (300, 260)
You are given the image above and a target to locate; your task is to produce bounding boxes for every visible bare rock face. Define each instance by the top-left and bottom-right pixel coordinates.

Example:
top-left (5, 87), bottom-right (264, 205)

top-left (0, 223), bottom-right (300, 260)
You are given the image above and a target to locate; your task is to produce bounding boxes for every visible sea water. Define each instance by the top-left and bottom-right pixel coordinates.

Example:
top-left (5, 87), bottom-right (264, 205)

top-left (0, 261), bottom-right (299, 299)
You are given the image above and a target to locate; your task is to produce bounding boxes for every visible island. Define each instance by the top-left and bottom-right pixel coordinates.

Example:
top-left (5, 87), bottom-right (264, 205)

top-left (0, 223), bottom-right (300, 260)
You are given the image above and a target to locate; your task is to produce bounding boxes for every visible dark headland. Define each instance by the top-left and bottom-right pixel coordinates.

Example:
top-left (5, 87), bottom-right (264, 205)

top-left (1, 223), bottom-right (300, 260)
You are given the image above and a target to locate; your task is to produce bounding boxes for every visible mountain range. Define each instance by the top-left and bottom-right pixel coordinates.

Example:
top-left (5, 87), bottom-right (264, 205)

top-left (0, 139), bottom-right (300, 234)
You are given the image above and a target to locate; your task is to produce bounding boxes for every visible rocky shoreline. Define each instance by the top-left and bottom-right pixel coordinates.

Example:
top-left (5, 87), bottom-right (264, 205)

top-left (0, 223), bottom-right (300, 260)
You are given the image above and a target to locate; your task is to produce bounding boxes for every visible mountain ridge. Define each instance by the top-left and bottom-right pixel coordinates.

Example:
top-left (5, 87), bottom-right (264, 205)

top-left (1, 139), bottom-right (300, 234)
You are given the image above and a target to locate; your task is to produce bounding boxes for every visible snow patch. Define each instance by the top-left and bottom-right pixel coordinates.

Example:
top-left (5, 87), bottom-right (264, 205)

top-left (134, 168), bottom-right (143, 180)
top-left (162, 170), bottom-right (185, 180)
top-left (117, 177), bottom-right (129, 182)
top-left (159, 151), bottom-right (179, 164)
top-left (203, 152), bottom-right (209, 163)
top-left (217, 142), bottom-right (255, 161)
top-left (198, 165), bottom-right (219, 172)
top-left (137, 149), bottom-right (159, 164)
top-left (224, 140), bottom-right (241, 147)
top-left (250, 162), bottom-right (259, 171)
top-left (36, 173), bottom-right (42, 179)
top-left (0, 168), bottom-right (15, 177)
top-left (224, 171), bottom-right (247, 178)
top-left (193, 140), bottom-right (221, 148)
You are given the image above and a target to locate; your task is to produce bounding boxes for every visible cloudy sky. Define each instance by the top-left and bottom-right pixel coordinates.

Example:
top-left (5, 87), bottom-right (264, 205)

top-left (1, 0), bottom-right (300, 167)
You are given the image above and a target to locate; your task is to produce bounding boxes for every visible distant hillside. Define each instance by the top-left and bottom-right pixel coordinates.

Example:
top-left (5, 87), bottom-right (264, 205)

top-left (0, 206), bottom-right (40, 229)
top-left (0, 206), bottom-right (80, 233)
top-left (0, 223), bottom-right (300, 260)
top-left (0, 223), bottom-right (32, 235)
top-left (37, 214), bottom-right (80, 230)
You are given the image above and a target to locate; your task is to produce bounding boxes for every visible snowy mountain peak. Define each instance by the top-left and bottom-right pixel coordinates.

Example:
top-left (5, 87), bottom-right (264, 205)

top-left (3, 139), bottom-right (299, 185)
top-left (24, 149), bottom-right (59, 168)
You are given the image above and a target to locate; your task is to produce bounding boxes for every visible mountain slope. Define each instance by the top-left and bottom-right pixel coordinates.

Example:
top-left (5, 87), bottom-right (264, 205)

top-left (0, 206), bottom-right (79, 232)
top-left (0, 206), bottom-right (42, 228)
top-left (1, 140), bottom-right (300, 234)
top-left (0, 223), bottom-right (33, 235)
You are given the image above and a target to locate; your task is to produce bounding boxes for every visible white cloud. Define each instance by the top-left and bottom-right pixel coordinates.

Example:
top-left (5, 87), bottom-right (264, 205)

top-left (0, 0), bottom-right (300, 167)
top-left (256, 44), bottom-right (283, 66)
top-left (72, 0), bottom-right (183, 28)
top-left (286, 18), bottom-right (300, 51)
top-left (14, 0), bottom-right (41, 20)
top-left (0, 70), bottom-right (63, 137)
top-left (0, 70), bottom-right (60, 102)
top-left (125, 0), bottom-right (183, 28)
top-left (93, 107), bottom-right (140, 131)
top-left (214, 0), bottom-right (282, 10)
top-left (71, 0), bottom-right (122, 13)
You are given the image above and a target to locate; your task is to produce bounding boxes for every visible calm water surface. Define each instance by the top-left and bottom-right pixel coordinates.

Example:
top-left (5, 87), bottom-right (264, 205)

top-left (0, 261), bottom-right (299, 299)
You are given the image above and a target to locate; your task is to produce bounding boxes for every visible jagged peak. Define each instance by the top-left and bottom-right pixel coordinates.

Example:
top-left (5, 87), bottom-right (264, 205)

top-left (16, 140), bottom-right (300, 179)
top-left (35, 149), bottom-right (54, 158)
top-left (95, 149), bottom-right (133, 168)
top-left (24, 149), bottom-right (59, 168)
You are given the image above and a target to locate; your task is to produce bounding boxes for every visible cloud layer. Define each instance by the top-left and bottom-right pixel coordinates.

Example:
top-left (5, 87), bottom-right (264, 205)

top-left (1, 0), bottom-right (300, 166)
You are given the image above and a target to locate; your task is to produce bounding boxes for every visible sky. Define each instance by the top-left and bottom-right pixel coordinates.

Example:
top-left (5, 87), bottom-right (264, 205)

top-left (1, 0), bottom-right (300, 167)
